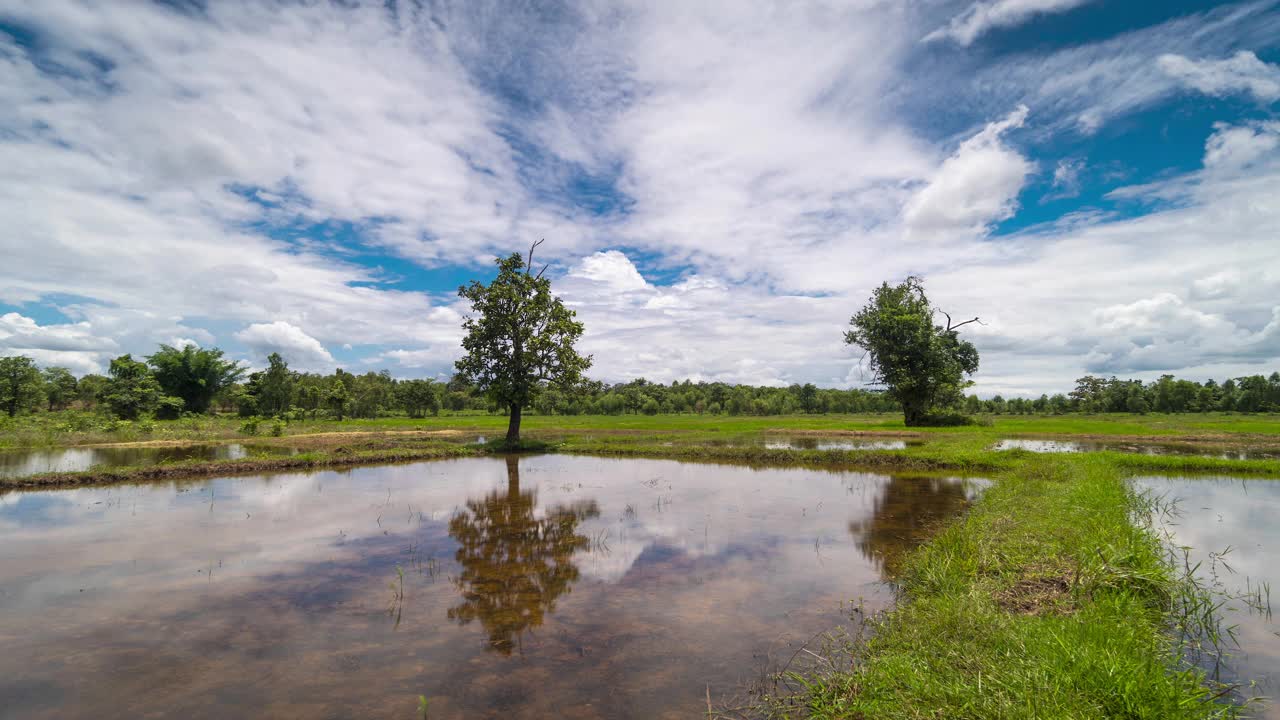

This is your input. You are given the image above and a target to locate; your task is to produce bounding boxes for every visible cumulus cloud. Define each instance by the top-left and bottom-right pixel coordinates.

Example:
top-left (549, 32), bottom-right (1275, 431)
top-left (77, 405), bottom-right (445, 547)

top-left (1203, 121), bottom-right (1280, 172)
top-left (925, 0), bottom-right (1095, 46)
top-left (0, 313), bottom-right (118, 375)
top-left (903, 105), bottom-right (1032, 238)
top-left (235, 322), bottom-right (335, 371)
top-left (1158, 51), bottom-right (1280, 102)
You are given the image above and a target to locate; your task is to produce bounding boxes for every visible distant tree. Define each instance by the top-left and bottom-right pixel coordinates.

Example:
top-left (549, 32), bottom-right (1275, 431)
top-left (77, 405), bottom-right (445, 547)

top-left (845, 277), bottom-right (980, 426)
top-left (397, 379), bottom-right (441, 418)
top-left (247, 353), bottom-right (295, 417)
top-left (146, 344), bottom-right (244, 414)
top-left (41, 366), bottom-right (78, 411)
top-left (0, 355), bottom-right (45, 417)
top-left (103, 354), bottom-right (166, 420)
top-left (327, 378), bottom-right (349, 420)
top-left (455, 241), bottom-right (592, 444)
top-left (76, 374), bottom-right (109, 409)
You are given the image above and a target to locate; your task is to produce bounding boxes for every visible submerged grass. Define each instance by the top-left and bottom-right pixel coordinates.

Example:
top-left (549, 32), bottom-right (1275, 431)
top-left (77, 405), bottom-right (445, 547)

top-left (745, 455), bottom-right (1258, 719)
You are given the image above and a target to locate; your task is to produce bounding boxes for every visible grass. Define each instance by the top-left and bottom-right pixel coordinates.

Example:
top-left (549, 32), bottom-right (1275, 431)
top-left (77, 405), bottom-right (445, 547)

top-left (3, 412), bottom-right (1279, 718)
top-left (749, 455), bottom-right (1256, 719)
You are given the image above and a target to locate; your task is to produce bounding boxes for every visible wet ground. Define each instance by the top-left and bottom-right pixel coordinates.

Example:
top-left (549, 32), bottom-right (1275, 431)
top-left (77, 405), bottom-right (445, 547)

top-left (995, 438), bottom-right (1280, 460)
top-left (0, 443), bottom-right (298, 479)
top-left (1135, 476), bottom-right (1280, 718)
top-left (0, 455), bottom-right (982, 719)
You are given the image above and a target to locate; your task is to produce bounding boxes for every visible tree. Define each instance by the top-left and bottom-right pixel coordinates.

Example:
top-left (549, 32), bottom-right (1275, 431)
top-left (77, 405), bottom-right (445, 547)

top-left (397, 379), bottom-right (441, 418)
top-left (41, 366), bottom-right (78, 412)
top-left (327, 378), bottom-right (349, 420)
top-left (247, 353), bottom-right (295, 417)
top-left (0, 355), bottom-right (44, 417)
top-left (844, 276), bottom-right (980, 426)
top-left (103, 354), bottom-right (165, 420)
top-left (76, 373), bottom-right (110, 409)
top-left (456, 241), bottom-right (592, 444)
top-left (146, 344), bottom-right (244, 414)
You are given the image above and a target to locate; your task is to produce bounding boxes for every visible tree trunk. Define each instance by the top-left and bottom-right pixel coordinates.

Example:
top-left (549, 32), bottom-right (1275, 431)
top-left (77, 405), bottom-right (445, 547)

top-left (506, 403), bottom-right (522, 445)
top-left (505, 455), bottom-right (520, 496)
top-left (902, 398), bottom-right (927, 427)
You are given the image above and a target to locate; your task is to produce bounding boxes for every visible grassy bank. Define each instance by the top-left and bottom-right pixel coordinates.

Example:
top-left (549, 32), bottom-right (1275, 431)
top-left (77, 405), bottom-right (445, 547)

top-left (751, 454), bottom-right (1256, 719)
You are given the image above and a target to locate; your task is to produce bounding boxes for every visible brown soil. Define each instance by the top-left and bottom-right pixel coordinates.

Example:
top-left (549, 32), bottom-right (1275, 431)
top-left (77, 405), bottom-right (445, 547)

top-left (995, 569), bottom-right (1076, 616)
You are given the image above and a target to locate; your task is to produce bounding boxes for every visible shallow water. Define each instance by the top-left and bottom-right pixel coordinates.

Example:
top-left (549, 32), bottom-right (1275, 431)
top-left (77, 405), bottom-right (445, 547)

top-left (1135, 476), bottom-right (1280, 718)
top-left (0, 455), bottom-right (981, 719)
top-left (996, 438), bottom-right (1280, 460)
top-left (763, 437), bottom-right (916, 451)
top-left (0, 443), bottom-right (292, 478)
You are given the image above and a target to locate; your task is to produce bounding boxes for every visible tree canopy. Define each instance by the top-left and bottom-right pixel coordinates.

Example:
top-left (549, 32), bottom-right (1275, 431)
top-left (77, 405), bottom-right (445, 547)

top-left (455, 241), bottom-right (592, 443)
top-left (0, 355), bottom-right (44, 417)
top-left (147, 344), bottom-right (244, 414)
top-left (845, 276), bottom-right (980, 426)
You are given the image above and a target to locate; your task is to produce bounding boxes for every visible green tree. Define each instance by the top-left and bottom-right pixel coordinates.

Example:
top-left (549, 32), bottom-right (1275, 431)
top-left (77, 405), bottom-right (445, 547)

top-left (103, 354), bottom-right (165, 420)
top-left (327, 378), bottom-right (349, 420)
top-left (844, 277), bottom-right (980, 426)
top-left (146, 344), bottom-right (244, 414)
top-left (455, 241), bottom-right (592, 444)
top-left (0, 355), bottom-right (45, 417)
top-left (41, 366), bottom-right (78, 411)
top-left (397, 379), bottom-right (441, 418)
top-left (247, 353), bottom-right (295, 417)
top-left (76, 374), bottom-right (109, 409)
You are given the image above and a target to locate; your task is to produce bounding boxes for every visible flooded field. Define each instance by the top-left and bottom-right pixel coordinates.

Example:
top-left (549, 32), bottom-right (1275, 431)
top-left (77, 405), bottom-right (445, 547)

top-left (1135, 476), bottom-right (1280, 718)
top-left (0, 443), bottom-right (294, 479)
top-left (0, 455), bottom-right (981, 719)
top-left (995, 439), bottom-right (1280, 460)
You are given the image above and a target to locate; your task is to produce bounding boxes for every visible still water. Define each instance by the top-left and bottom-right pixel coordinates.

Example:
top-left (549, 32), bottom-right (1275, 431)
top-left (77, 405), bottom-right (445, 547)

top-left (0, 443), bottom-right (294, 479)
top-left (1135, 476), bottom-right (1280, 718)
top-left (0, 456), bottom-right (981, 719)
top-left (995, 439), bottom-right (1280, 460)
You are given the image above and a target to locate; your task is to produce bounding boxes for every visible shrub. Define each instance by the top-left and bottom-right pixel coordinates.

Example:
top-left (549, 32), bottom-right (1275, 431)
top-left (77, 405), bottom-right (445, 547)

top-left (270, 419), bottom-right (286, 437)
top-left (239, 417), bottom-right (260, 436)
top-left (915, 411), bottom-right (977, 427)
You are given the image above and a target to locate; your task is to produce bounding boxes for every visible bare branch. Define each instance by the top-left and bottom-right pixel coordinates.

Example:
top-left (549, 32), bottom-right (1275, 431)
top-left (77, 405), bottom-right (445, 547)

top-left (526, 238), bottom-right (545, 276)
top-left (535, 263), bottom-right (549, 280)
top-left (948, 317), bottom-right (982, 331)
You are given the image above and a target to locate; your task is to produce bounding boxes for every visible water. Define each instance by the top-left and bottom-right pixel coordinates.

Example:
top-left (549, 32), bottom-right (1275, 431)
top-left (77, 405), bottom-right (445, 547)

top-left (995, 439), bottom-right (1280, 460)
top-left (0, 455), bottom-right (982, 719)
top-left (1135, 476), bottom-right (1280, 718)
top-left (763, 437), bottom-right (916, 451)
top-left (0, 443), bottom-right (286, 479)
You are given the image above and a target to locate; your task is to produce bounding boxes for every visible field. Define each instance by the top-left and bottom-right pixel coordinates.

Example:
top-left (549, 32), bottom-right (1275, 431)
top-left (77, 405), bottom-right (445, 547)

top-left (3, 411), bottom-right (1278, 718)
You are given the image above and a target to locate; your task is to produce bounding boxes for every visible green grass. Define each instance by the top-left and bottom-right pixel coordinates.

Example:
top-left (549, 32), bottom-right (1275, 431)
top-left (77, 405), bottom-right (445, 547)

top-left (755, 455), bottom-right (1252, 719)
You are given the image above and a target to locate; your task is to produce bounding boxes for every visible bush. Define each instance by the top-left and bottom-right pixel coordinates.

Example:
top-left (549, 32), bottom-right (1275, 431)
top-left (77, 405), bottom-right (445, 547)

top-left (915, 411), bottom-right (977, 427)
top-left (155, 396), bottom-right (184, 420)
top-left (239, 418), bottom-right (260, 436)
top-left (270, 419), bottom-right (286, 437)
top-left (137, 418), bottom-right (156, 434)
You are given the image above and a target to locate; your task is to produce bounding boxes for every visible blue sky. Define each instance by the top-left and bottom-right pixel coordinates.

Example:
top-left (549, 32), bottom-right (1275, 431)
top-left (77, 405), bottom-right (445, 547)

top-left (2, 0), bottom-right (1279, 395)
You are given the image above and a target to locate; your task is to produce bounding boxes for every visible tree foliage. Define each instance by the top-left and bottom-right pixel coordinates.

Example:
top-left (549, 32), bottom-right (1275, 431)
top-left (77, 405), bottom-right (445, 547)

top-left (455, 242), bottom-right (592, 442)
top-left (41, 367), bottom-right (78, 411)
top-left (147, 344), bottom-right (244, 414)
top-left (0, 355), bottom-right (44, 417)
top-left (845, 276), bottom-right (980, 426)
top-left (104, 354), bottom-right (167, 420)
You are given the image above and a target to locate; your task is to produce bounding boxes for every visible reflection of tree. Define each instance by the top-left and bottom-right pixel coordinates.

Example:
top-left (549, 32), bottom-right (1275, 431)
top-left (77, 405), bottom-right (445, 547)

top-left (447, 456), bottom-right (599, 654)
top-left (848, 476), bottom-right (972, 578)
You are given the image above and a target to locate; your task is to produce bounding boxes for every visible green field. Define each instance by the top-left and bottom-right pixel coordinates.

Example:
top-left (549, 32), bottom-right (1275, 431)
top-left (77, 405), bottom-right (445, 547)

top-left (2, 411), bottom-right (1278, 718)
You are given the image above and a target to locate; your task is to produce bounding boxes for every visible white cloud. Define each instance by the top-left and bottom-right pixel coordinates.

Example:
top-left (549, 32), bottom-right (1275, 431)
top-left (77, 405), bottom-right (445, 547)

top-left (903, 105), bottom-right (1032, 238)
top-left (234, 321), bottom-right (335, 371)
top-left (925, 0), bottom-right (1094, 46)
top-left (0, 312), bottom-right (118, 375)
top-left (1203, 121), bottom-right (1280, 172)
top-left (1158, 51), bottom-right (1280, 102)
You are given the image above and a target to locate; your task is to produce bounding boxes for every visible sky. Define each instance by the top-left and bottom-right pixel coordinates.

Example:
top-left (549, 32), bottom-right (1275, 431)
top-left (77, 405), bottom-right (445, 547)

top-left (1, 0), bottom-right (1279, 397)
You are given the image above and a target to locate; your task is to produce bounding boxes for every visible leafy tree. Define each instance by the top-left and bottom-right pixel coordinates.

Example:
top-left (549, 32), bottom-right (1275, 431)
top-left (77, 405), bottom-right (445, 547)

top-left (397, 379), bottom-right (441, 418)
top-left (247, 353), bottom-right (295, 417)
top-left (455, 241), bottom-right (592, 443)
top-left (103, 354), bottom-right (166, 420)
top-left (146, 344), bottom-right (244, 414)
top-left (0, 355), bottom-right (44, 417)
top-left (845, 276), bottom-right (980, 426)
top-left (327, 378), bottom-right (349, 420)
top-left (76, 374), bottom-right (109, 409)
top-left (41, 366), bottom-right (78, 411)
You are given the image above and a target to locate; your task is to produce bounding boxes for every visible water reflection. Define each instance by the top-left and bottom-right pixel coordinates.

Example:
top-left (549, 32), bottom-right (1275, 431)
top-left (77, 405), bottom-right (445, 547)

top-left (0, 443), bottom-right (297, 479)
top-left (995, 438), bottom-right (1280, 460)
top-left (848, 475), bottom-right (979, 576)
top-left (0, 456), bottom-right (984, 719)
top-left (448, 457), bottom-right (600, 654)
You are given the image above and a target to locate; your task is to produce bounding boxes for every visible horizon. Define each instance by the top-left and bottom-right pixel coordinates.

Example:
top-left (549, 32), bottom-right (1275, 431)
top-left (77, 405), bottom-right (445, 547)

top-left (3, 0), bottom-right (1279, 397)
